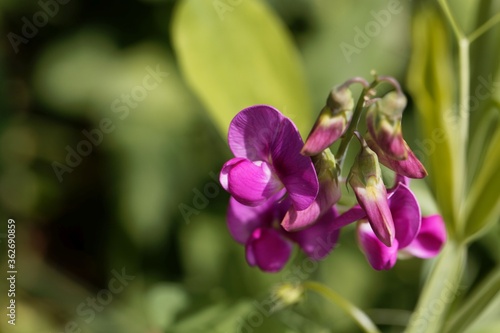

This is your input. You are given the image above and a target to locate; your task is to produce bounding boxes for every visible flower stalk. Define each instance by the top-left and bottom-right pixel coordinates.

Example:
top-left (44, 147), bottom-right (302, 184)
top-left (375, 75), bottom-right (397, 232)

top-left (302, 281), bottom-right (381, 333)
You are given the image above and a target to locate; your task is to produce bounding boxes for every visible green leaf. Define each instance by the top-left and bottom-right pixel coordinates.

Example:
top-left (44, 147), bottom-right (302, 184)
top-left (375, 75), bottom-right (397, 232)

top-left (405, 241), bottom-right (467, 333)
top-left (464, 124), bottom-right (500, 240)
top-left (445, 268), bottom-right (500, 333)
top-left (406, 6), bottom-right (460, 238)
top-left (171, 301), bottom-right (253, 333)
top-left (467, 107), bottom-right (499, 190)
top-left (145, 283), bottom-right (189, 330)
top-left (171, 0), bottom-right (312, 136)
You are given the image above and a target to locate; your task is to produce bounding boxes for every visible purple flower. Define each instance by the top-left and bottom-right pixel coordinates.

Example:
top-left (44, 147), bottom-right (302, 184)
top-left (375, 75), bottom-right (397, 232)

top-left (357, 214), bottom-right (446, 270)
top-left (227, 193), bottom-right (340, 272)
top-left (220, 105), bottom-right (319, 210)
top-left (333, 176), bottom-right (446, 270)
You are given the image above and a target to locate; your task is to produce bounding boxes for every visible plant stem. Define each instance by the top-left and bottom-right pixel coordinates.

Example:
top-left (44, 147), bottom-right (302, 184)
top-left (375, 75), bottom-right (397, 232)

top-left (456, 38), bottom-right (470, 235)
top-left (437, 0), bottom-right (465, 39)
top-left (437, 0), bottom-right (470, 238)
top-left (335, 82), bottom-right (375, 168)
top-left (302, 281), bottom-right (381, 333)
top-left (468, 11), bottom-right (500, 43)
top-left (405, 241), bottom-right (467, 333)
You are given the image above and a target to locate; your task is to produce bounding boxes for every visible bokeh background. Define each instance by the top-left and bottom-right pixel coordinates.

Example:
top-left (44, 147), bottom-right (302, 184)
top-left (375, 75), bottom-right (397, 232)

top-left (1, 0), bottom-right (499, 332)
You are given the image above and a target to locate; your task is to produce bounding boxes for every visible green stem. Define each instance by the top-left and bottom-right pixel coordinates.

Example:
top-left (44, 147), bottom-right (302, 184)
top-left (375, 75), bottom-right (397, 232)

top-left (468, 11), bottom-right (500, 43)
top-left (437, 0), bottom-right (470, 239)
top-left (335, 83), bottom-right (374, 168)
top-left (444, 267), bottom-right (500, 333)
top-left (302, 281), bottom-right (381, 333)
top-left (456, 38), bottom-right (470, 236)
top-left (437, 0), bottom-right (465, 39)
top-left (405, 242), bottom-right (467, 333)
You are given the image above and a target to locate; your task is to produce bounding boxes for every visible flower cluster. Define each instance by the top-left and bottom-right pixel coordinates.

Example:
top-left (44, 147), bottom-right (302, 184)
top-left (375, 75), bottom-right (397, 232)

top-left (220, 77), bottom-right (446, 272)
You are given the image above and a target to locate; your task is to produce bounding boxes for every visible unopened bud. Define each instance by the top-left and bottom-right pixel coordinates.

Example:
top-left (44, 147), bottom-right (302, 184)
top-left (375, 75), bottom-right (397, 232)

top-left (366, 133), bottom-right (427, 179)
top-left (282, 149), bottom-right (340, 231)
top-left (302, 86), bottom-right (354, 156)
top-left (366, 92), bottom-right (407, 160)
top-left (348, 138), bottom-right (394, 247)
top-left (274, 283), bottom-right (304, 308)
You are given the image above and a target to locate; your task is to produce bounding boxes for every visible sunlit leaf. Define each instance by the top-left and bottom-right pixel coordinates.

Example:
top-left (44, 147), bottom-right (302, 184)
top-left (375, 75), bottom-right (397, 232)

top-left (406, 6), bottom-right (460, 237)
top-left (171, 0), bottom-right (312, 136)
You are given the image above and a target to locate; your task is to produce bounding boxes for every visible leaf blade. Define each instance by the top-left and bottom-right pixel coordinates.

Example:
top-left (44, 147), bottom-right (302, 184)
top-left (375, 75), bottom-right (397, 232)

top-left (171, 0), bottom-right (312, 136)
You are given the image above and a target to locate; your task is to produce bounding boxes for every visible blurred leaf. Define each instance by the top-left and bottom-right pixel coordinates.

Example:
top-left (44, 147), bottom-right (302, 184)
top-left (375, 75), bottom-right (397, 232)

top-left (302, 1), bottom-right (410, 112)
top-left (405, 241), bottom-right (467, 333)
top-left (171, 0), bottom-right (312, 136)
top-left (463, 124), bottom-right (500, 240)
top-left (406, 6), bottom-right (460, 237)
top-left (180, 215), bottom-right (229, 290)
top-left (445, 268), bottom-right (500, 333)
top-left (146, 283), bottom-right (189, 330)
top-left (171, 301), bottom-right (253, 333)
top-left (171, 303), bottom-right (227, 332)
top-left (33, 30), bottom-right (116, 117)
top-left (462, 287), bottom-right (500, 333)
top-left (467, 107), bottom-right (498, 190)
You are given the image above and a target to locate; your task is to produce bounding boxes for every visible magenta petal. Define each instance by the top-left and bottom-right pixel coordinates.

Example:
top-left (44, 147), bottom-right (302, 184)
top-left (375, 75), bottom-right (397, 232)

top-left (226, 158), bottom-right (284, 206)
top-left (282, 178), bottom-right (340, 231)
top-left (287, 207), bottom-right (339, 260)
top-left (281, 203), bottom-right (321, 232)
top-left (228, 105), bottom-right (284, 161)
top-left (353, 181), bottom-right (395, 247)
top-left (387, 144), bottom-right (428, 179)
top-left (227, 196), bottom-right (275, 244)
top-left (302, 115), bottom-right (346, 156)
top-left (220, 157), bottom-right (246, 191)
top-left (366, 134), bottom-right (427, 179)
top-left (404, 214), bottom-right (446, 258)
top-left (366, 114), bottom-right (405, 161)
top-left (389, 183), bottom-right (421, 248)
top-left (331, 206), bottom-right (366, 229)
top-left (271, 118), bottom-right (319, 210)
top-left (358, 222), bottom-right (399, 270)
top-left (388, 174), bottom-right (410, 193)
top-left (245, 227), bottom-right (292, 272)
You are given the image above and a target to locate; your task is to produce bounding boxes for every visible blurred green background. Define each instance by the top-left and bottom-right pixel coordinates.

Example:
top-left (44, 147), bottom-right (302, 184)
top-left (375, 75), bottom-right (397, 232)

top-left (0, 0), bottom-right (499, 332)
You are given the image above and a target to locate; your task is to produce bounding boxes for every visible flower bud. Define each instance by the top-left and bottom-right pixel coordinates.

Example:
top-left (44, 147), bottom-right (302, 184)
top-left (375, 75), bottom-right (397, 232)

top-left (348, 139), bottom-right (395, 247)
top-left (366, 133), bottom-right (427, 179)
top-left (302, 86), bottom-right (354, 156)
top-left (274, 283), bottom-right (304, 308)
top-left (366, 92), bottom-right (407, 160)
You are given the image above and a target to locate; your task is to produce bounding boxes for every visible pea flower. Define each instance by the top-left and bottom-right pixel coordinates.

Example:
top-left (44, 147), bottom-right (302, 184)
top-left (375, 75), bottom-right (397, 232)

top-left (334, 176), bottom-right (446, 270)
top-left (357, 213), bottom-right (446, 270)
top-left (227, 192), bottom-right (340, 272)
top-left (220, 105), bottom-right (319, 210)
